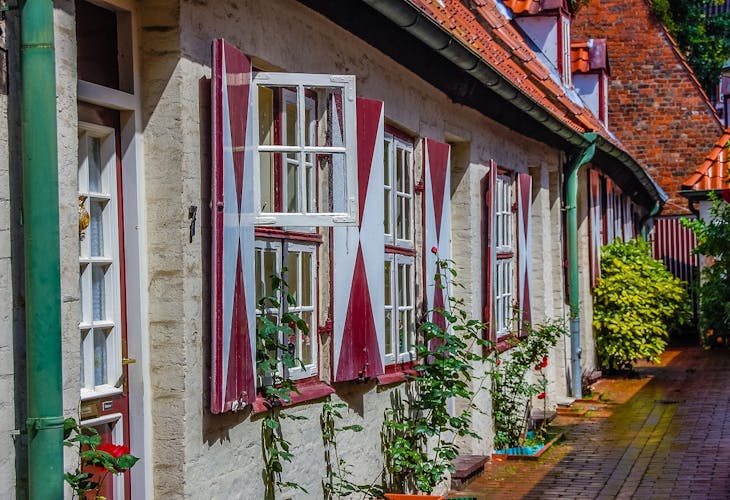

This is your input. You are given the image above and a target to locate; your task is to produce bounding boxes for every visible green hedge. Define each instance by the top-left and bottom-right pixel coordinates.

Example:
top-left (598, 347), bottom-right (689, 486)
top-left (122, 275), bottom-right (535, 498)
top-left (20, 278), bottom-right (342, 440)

top-left (592, 238), bottom-right (690, 370)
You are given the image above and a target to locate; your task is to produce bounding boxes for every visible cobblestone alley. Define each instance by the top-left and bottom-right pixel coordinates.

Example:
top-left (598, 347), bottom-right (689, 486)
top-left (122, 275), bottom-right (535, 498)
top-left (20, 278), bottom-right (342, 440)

top-left (453, 346), bottom-right (730, 499)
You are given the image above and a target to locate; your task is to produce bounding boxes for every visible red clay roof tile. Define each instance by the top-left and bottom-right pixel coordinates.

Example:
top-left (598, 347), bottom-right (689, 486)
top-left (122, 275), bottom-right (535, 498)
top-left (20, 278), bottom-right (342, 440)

top-left (682, 131), bottom-right (730, 192)
top-left (409, 0), bottom-right (614, 141)
top-left (503, 0), bottom-right (541, 15)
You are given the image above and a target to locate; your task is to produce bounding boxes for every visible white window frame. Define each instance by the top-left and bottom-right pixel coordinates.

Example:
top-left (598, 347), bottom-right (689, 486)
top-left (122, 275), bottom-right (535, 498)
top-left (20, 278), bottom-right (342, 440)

top-left (384, 254), bottom-right (416, 365)
top-left (254, 239), bottom-right (318, 382)
top-left (78, 122), bottom-right (123, 401)
top-left (384, 133), bottom-right (415, 248)
top-left (494, 173), bottom-right (515, 338)
top-left (251, 72), bottom-right (357, 227)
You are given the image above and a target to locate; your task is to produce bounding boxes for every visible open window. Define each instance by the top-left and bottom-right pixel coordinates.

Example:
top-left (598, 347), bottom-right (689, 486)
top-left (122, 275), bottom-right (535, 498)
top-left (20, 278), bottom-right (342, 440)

top-left (253, 73), bottom-right (357, 226)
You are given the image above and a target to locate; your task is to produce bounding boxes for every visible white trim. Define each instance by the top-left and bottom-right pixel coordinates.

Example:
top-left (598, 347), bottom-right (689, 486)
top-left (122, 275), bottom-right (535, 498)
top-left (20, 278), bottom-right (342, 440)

top-left (77, 2), bottom-right (153, 495)
top-left (78, 80), bottom-right (136, 110)
top-left (251, 72), bottom-right (358, 226)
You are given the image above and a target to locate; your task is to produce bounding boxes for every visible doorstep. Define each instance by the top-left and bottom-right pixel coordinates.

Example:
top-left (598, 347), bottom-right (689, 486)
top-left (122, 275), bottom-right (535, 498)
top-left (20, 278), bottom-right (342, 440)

top-left (450, 454), bottom-right (490, 490)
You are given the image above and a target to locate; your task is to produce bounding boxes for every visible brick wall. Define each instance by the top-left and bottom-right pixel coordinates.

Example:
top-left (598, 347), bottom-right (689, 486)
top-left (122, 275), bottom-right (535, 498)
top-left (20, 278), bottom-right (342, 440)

top-left (572, 0), bottom-right (724, 215)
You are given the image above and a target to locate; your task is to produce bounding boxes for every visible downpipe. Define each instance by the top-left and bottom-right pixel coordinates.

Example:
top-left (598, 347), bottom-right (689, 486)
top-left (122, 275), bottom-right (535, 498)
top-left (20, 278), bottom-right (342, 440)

top-left (565, 133), bottom-right (597, 400)
top-left (20, 0), bottom-right (65, 498)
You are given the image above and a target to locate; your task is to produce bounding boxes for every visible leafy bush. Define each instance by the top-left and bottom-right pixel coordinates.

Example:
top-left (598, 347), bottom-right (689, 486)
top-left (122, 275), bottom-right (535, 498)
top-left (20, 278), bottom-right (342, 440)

top-left (683, 194), bottom-right (730, 346)
top-left (592, 238), bottom-right (690, 370)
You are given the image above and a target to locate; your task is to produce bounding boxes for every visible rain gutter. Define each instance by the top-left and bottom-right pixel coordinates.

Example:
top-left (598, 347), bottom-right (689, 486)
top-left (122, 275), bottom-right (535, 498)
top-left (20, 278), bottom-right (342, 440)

top-left (361, 0), bottom-right (667, 208)
top-left (20, 0), bottom-right (65, 497)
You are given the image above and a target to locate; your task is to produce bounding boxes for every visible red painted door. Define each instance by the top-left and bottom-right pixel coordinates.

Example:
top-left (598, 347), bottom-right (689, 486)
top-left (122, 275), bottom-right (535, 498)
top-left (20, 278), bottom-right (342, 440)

top-left (78, 102), bottom-right (132, 499)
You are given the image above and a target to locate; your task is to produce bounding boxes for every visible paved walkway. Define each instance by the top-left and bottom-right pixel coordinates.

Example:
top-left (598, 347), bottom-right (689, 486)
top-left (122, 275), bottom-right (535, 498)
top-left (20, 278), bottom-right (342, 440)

top-left (453, 346), bottom-right (730, 499)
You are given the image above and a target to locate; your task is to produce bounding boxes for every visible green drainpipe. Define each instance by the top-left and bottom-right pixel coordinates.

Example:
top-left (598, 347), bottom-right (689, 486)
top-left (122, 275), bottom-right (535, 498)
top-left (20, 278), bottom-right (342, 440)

top-left (640, 201), bottom-right (662, 240)
top-left (21, 0), bottom-right (64, 498)
top-left (565, 133), bottom-right (597, 400)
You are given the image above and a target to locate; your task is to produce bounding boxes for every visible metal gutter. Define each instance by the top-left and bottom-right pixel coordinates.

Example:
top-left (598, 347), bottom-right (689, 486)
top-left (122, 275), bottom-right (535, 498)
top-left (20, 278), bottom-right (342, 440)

top-left (361, 0), bottom-right (666, 207)
top-left (20, 0), bottom-right (65, 497)
top-left (565, 133), bottom-right (597, 400)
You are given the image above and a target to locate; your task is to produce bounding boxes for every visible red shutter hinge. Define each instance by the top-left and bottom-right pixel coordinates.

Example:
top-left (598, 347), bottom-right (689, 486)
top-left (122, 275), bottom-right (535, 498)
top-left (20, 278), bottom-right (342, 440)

top-left (414, 181), bottom-right (425, 193)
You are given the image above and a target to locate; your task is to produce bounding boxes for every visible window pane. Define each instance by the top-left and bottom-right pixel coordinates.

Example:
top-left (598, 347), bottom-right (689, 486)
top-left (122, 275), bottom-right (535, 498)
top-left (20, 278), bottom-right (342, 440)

top-left (263, 251), bottom-right (277, 298)
top-left (260, 152), bottom-right (274, 213)
top-left (88, 137), bottom-right (102, 192)
top-left (301, 252), bottom-right (312, 306)
top-left (385, 309), bottom-right (393, 356)
top-left (384, 260), bottom-right (392, 306)
top-left (92, 265), bottom-right (105, 321)
top-left (89, 200), bottom-right (104, 257)
top-left (300, 311), bottom-right (313, 365)
top-left (324, 152), bottom-right (348, 213)
top-left (309, 87), bottom-right (344, 148)
top-left (80, 334), bottom-right (87, 388)
top-left (93, 329), bottom-right (107, 386)
top-left (286, 157), bottom-right (299, 213)
top-left (258, 86), bottom-right (274, 146)
top-left (384, 193), bottom-right (391, 238)
top-left (284, 97), bottom-right (298, 147)
top-left (399, 310), bottom-right (407, 355)
top-left (305, 154), bottom-right (316, 213)
top-left (287, 251), bottom-right (299, 301)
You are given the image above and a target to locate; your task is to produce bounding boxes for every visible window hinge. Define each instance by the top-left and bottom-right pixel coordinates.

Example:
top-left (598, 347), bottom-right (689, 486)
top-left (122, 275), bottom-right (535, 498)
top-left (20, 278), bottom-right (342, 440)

top-left (122, 358), bottom-right (137, 365)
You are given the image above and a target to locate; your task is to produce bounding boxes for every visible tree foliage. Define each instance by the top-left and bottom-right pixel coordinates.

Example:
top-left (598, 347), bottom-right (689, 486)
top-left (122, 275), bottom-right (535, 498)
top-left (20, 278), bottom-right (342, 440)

top-left (683, 194), bottom-right (730, 345)
top-left (652, 0), bottom-right (730, 99)
top-left (592, 238), bottom-right (691, 371)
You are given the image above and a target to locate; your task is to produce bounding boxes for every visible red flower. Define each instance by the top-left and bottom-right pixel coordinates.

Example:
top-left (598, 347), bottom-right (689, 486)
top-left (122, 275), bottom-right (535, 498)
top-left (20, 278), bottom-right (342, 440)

top-left (288, 320), bottom-right (297, 330)
top-left (534, 364), bottom-right (542, 371)
top-left (97, 443), bottom-right (129, 458)
top-left (537, 392), bottom-right (546, 400)
top-left (496, 358), bottom-right (502, 366)
top-left (431, 246), bottom-right (438, 254)
top-left (542, 356), bottom-right (548, 368)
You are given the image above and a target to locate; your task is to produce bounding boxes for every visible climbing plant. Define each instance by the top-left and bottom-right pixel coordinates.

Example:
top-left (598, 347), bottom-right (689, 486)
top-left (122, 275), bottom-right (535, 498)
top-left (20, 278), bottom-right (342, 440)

top-left (490, 319), bottom-right (566, 450)
top-left (592, 238), bottom-right (690, 371)
top-left (257, 270), bottom-right (310, 499)
top-left (683, 193), bottom-right (730, 346)
top-left (380, 250), bottom-right (494, 494)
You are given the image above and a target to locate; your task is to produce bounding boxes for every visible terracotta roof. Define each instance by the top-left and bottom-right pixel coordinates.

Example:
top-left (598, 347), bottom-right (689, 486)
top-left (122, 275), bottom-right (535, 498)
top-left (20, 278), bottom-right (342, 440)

top-left (571, 39), bottom-right (608, 74)
top-left (502, 0), bottom-right (540, 14)
top-left (501, 0), bottom-right (566, 14)
top-left (409, 0), bottom-right (612, 137)
top-left (683, 130), bottom-right (730, 193)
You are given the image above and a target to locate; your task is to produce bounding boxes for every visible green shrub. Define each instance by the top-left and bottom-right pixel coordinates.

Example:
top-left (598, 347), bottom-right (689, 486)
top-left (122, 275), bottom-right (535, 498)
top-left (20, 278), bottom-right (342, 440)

top-left (683, 194), bottom-right (730, 346)
top-left (592, 238), bottom-right (690, 370)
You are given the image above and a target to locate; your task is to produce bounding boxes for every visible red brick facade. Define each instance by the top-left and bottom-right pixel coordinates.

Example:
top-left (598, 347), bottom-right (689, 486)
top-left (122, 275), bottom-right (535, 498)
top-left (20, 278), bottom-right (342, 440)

top-left (572, 0), bottom-right (723, 214)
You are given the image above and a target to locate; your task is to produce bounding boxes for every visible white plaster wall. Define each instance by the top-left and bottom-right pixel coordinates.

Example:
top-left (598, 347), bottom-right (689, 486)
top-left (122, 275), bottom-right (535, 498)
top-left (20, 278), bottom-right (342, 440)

top-left (0, 17), bottom-right (19, 497)
top-left (577, 168), bottom-right (598, 375)
top-left (161, 2), bottom-right (573, 496)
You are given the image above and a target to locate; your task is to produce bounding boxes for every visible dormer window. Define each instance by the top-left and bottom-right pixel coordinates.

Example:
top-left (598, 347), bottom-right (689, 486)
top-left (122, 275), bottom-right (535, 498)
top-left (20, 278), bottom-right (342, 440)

top-left (571, 39), bottom-right (610, 126)
top-left (509, 0), bottom-right (573, 86)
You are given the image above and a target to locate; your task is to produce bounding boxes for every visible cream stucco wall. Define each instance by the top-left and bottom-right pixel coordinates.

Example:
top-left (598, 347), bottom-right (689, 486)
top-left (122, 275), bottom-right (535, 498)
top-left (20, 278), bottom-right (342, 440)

top-left (0, 0), bottom-right (600, 497)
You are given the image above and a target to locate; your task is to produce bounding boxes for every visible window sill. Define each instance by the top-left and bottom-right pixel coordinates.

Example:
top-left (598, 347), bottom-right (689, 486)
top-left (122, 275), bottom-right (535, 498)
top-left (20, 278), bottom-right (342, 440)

top-left (376, 362), bottom-right (417, 386)
top-left (251, 380), bottom-right (335, 414)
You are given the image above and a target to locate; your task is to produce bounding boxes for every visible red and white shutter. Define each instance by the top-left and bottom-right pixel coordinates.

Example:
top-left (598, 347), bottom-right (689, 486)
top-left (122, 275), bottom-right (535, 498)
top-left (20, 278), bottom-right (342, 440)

top-left (332, 98), bottom-right (385, 381)
top-left (484, 160), bottom-right (497, 333)
top-left (210, 39), bottom-right (256, 413)
top-left (589, 169), bottom-right (602, 287)
top-left (517, 172), bottom-right (532, 327)
top-left (423, 138), bottom-right (451, 335)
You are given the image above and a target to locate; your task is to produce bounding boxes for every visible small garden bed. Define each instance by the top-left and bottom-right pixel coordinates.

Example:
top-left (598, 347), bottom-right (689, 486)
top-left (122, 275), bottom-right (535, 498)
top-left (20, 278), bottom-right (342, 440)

top-left (492, 432), bottom-right (563, 460)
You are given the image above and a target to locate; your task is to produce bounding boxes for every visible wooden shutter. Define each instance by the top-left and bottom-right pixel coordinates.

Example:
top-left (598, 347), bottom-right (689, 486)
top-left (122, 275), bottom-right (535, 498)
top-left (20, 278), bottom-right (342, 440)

top-left (210, 39), bottom-right (256, 413)
top-left (332, 98), bottom-right (385, 381)
top-left (589, 169), bottom-right (602, 287)
top-left (517, 172), bottom-right (532, 327)
top-left (484, 160), bottom-right (497, 334)
top-left (423, 138), bottom-right (451, 338)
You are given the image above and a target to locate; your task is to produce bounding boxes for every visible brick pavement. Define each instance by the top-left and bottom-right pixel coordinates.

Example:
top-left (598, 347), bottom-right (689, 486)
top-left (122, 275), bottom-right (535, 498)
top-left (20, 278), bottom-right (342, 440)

top-left (452, 347), bottom-right (730, 499)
